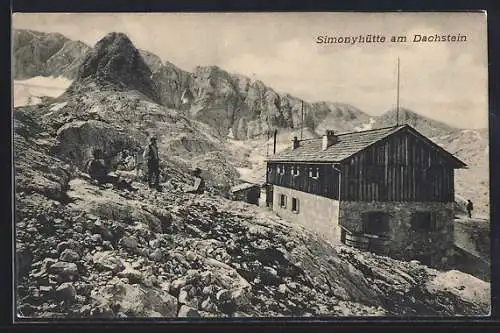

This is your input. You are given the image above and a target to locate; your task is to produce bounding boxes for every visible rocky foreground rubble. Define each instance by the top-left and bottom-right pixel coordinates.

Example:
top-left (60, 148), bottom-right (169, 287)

top-left (15, 166), bottom-right (490, 318)
top-left (14, 99), bottom-right (490, 320)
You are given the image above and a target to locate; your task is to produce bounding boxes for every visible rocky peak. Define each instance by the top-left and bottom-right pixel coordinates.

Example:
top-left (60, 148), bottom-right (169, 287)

top-left (74, 32), bottom-right (160, 103)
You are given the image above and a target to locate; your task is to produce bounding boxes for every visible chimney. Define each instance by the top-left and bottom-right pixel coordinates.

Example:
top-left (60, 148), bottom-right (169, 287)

top-left (292, 136), bottom-right (299, 150)
top-left (322, 130), bottom-right (338, 150)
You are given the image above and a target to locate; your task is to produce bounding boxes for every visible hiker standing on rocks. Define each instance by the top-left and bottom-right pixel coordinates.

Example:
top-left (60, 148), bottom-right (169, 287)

top-left (466, 199), bottom-right (474, 218)
top-left (144, 137), bottom-right (161, 190)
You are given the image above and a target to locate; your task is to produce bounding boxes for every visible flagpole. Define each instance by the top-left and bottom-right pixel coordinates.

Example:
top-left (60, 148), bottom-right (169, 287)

top-left (396, 57), bottom-right (400, 126)
top-left (300, 100), bottom-right (304, 140)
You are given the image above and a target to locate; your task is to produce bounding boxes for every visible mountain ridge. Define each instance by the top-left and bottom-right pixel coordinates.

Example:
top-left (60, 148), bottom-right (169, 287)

top-left (13, 29), bottom-right (373, 139)
top-left (13, 29), bottom-right (487, 135)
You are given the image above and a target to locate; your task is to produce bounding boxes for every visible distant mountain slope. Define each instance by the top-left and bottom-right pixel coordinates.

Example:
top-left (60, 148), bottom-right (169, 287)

top-left (373, 107), bottom-right (458, 137)
top-left (151, 64), bottom-right (371, 139)
top-left (12, 29), bottom-right (91, 79)
top-left (430, 128), bottom-right (489, 218)
top-left (138, 49), bottom-right (163, 73)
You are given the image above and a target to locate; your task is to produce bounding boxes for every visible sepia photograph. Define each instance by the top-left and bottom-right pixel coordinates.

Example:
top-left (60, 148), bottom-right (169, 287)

top-left (12, 12), bottom-right (490, 319)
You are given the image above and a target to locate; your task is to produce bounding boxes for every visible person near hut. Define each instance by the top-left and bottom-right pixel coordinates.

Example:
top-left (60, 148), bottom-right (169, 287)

top-left (144, 137), bottom-right (161, 190)
top-left (466, 199), bottom-right (474, 218)
top-left (86, 148), bottom-right (137, 191)
top-left (185, 168), bottom-right (205, 194)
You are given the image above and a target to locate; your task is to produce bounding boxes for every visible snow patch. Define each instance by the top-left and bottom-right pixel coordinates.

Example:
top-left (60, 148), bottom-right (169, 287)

top-left (13, 76), bottom-right (73, 107)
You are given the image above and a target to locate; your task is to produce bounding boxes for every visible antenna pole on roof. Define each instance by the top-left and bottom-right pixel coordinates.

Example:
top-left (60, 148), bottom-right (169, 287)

top-left (266, 128), bottom-right (269, 157)
top-left (396, 57), bottom-right (400, 127)
top-left (300, 100), bottom-right (304, 140)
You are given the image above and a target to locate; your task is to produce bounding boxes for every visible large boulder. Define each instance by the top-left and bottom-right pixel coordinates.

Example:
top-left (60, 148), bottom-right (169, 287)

top-left (48, 261), bottom-right (79, 281)
top-left (53, 120), bottom-right (140, 170)
top-left (92, 251), bottom-right (125, 273)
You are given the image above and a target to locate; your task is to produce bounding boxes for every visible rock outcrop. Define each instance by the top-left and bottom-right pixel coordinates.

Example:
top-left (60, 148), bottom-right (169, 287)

top-left (68, 32), bottom-right (161, 104)
top-left (53, 120), bottom-right (141, 170)
top-left (150, 64), bottom-right (371, 139)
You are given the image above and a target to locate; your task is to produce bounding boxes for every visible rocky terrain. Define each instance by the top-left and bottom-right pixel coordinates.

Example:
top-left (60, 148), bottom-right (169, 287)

top-left (13, 30), bottom-right (491, 318)
top-left (15, 106), bottom-right (490, 318)
top-left (16, 32), bottom-right (241, 192)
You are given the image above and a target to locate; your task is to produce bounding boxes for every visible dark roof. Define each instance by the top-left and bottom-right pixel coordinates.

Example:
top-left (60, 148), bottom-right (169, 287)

top-left (231, 182), bottom-right (260, 193)
top-left (267, 124), bottom-right (467, 168)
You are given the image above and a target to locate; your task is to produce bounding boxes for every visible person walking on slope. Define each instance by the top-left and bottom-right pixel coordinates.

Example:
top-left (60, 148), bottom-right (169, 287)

top-left (466, 199), bottom-right (474, 218)
top-left (145, 137), bottom-right (161, 190)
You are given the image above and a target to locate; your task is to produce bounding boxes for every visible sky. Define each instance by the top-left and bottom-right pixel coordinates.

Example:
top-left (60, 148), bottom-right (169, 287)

top-left (12, 12), bottom-right (488, 129)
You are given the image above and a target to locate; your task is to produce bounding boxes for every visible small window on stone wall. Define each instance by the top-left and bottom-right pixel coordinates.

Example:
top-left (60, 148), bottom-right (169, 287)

top-left (279, 194), bottom-right (287, 208)
top-left (362, 212), bottom-right (390, 235)
top-left (411, 211), bottom-right (436, 231)
top-left (292, 198), bottom-right (300, 213)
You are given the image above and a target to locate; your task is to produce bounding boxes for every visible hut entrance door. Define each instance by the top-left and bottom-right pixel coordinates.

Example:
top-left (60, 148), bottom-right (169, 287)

top-left (266, 185), bottom-right (273, 208)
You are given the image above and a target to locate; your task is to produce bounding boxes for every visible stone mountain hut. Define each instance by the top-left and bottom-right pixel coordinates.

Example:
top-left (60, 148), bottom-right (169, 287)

top-left (265, 125), bottom-right (467, 267)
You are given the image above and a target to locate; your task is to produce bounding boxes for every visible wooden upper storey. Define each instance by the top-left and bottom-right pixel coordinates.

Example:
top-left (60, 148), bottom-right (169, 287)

top-left (266, 125), bottom-right (466, 202)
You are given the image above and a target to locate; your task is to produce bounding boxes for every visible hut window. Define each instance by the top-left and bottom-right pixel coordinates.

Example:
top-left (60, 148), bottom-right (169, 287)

top-left (292, 165), bottom-right (300, 177)
top-left (363, 212), bottom-right (390, 235)
top-left (411, 211), bottom-right (436, 231)
top-left (309, 167), bottom-right (319, 179)
top-left (292, 198), bottom-right (300, 213)
top-left (279, 194), bottom-right (287, 208)
top-left (277, 165), bottom-right (284, 175)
